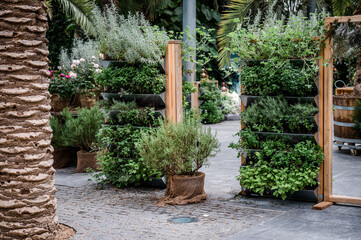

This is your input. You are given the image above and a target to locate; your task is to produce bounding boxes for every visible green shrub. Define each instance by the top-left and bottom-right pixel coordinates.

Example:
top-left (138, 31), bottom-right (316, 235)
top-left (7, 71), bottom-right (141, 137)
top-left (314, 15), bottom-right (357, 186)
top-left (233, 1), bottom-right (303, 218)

top-left (137, 114), bottom-right (220, 176)
top-left (240, 60), bottom-right (316, 96)
top-left (237, 140), bottom-right (323, 200)
top-left (62, 106), bottom-right (104, 152)
top-left (92, 4), bottom-right (168, 64)
top-left (241, 97), bottom-right (318, 134)
top-left (199, 82), bottom-right (224, 124)
top-left (95, 125), bottom-right (160, 187)
top-left (220, 93), bottom-right (239, 115)
top-left (229, 11), bottom-right (324, 61)
top-left (95, 64), bottom-right (164, 94)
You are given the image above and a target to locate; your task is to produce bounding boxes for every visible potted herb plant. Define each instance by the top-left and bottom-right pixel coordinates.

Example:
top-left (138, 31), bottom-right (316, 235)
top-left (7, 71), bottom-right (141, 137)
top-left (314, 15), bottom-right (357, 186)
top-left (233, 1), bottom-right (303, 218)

top-left (62, 106), bottom-right (104, 172)
top-left (50, 112), bottom-right (78, 168)
top-left (49, 70), bottom-right (75, 112)
top-left (70, 58), bottom-right (102, 108)
top-left (137, 114), bottom-right (220, 205)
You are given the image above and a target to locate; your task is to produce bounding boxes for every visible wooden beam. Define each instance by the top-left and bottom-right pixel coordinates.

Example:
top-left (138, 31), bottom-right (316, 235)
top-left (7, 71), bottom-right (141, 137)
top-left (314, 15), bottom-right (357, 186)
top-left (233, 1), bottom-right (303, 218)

top-left (323, 22), bottom-right (333, 202)
top-left (317, 46), bottom-right (325, 202)
top-left (191, 82), bottom-right (200, 110)
top-left (166, 40), bottom-right (183, 123)
top-left (312, 201), bottom-right (333, 210)
top-left (325, 15), bottom-right (361, 23)
top-left (330, 195), bottom-right (361, 205)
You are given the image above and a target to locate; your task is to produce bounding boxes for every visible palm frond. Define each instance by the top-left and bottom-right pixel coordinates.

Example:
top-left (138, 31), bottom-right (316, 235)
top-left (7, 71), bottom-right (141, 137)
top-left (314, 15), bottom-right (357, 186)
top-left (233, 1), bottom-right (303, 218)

top-left (217, 0), bottom-right (259, 68)
top-left (57, 0), bottom-right (96, 35)
top-left (331, 0), bottom-right (351, 15)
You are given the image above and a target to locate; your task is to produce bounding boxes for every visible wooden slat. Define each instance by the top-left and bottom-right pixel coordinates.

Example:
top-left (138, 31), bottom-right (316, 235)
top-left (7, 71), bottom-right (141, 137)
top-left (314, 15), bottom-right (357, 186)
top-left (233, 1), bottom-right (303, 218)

top-left (325, 16), bottom-right (361, 23)
top-left (166, 40), bottom-right (183, 123)
top-left (175, 42), bottom-right (183, 122)
top-left (191, 82), bottom-right (200, 110)
top-left (312, 201), bottom-right (333, 210)
top-left (318, 47), bottom-right (324, 202)
top-left (323, 24), bottom-right (333, 201)
top-left (330, 195), bottom-right (361, 205)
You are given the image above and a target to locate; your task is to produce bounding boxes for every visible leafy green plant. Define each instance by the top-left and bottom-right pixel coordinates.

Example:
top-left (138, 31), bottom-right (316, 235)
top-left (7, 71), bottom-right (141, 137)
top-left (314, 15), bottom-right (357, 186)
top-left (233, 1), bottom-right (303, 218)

top-left (95, 64), bottom-right (164, 94)
top-left (62, 106), bottom-right (104, 152)
top-left (240, 60), bottom-right (317, 96)
top-left (49, 70), bottom-right (75, 99)
top-left (199, 82), bottom-right (224, 124)
top-left (220, 93), bottom-right (240, 115)
top-left (70, 58), bottom-right (102, 95)
top-left (229, 11), bottom-right (325, 62)
top-left (93, 125), bottom-right (160, 187)
top-left (92, 4), bottom-right (169, 64)
top-left (237, 139), bottom-right (323, 200)
top-left (112, 107), bottom-right (160, 127)
top-left (241, 97), bottom-right (318, 134)
top-left (137, 114), bottom-right (220, 176)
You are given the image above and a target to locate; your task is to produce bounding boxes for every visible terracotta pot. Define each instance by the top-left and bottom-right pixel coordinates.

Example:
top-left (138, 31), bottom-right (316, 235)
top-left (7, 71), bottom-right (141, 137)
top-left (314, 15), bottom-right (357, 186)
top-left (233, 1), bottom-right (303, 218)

top-left (157, 172), bottom-right (207, 206)
top-left (76, 150), bottom-right (101, 172)
top-left (52, 148), bottom-right (77, 168)
top-left (50, 94), bottom-right (69, 112)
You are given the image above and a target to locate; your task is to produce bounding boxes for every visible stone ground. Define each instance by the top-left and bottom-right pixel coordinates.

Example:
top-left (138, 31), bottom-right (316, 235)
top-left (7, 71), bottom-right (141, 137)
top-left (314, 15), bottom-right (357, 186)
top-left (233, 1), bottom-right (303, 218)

top-left (55, 120), bottom-right (361, 240)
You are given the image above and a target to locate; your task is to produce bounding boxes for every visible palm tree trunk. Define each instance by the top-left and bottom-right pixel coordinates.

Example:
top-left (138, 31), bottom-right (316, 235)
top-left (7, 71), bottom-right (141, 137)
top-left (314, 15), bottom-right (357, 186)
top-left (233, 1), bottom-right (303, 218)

top-left (0, 0), bottom-right (58, 239)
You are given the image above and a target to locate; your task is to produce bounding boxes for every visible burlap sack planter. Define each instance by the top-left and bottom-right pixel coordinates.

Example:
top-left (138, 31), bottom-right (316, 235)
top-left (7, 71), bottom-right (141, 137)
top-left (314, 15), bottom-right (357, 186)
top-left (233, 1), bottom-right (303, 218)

top-left (79, 95), bottom-right (97, 109)
top-left (50, 93), bottom-right (70, 112)
top-left (158, 172), bottom-right (207, 206)
top-left (53, 148), bottom-right (76, 169)
top-left (76, 150), bottom-right (101, 172)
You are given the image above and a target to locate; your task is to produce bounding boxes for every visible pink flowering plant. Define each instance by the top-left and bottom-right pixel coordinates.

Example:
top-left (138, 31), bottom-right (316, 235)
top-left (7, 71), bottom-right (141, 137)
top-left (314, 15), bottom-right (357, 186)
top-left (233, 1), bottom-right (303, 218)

top-left (70, 58), bottom-right (102, 96)
top-left (48, 69), bottom-right (75, 99)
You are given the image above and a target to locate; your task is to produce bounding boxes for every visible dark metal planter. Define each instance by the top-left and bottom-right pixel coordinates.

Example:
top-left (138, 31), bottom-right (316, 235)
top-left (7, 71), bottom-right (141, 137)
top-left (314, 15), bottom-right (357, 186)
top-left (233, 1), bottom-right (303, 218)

top-left (240, 95), bottom-right (317, 108)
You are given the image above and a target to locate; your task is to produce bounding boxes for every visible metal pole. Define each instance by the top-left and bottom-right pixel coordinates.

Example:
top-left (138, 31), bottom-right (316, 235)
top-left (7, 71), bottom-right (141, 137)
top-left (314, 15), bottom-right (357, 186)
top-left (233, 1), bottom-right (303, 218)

top-left (307, 0), bottom-right (317, 19)
top-left (183, 0), bottom-right (196, 82)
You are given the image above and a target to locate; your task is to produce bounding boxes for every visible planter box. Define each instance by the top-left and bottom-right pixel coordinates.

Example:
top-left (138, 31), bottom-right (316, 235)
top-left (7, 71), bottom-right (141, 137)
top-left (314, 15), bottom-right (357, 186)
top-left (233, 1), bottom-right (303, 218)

top-left (101, 92), bottom-right (165, 109)
top-left (243, 188), bottom-right (319, 203)
top-left (104, 109), bottom-right (165, 125)
top-left (241, 95), bottom-right (317, 108)
top-left (140, 176), bottom-right (167, 189)
top-left (252, 131), bottom-right (317, 144)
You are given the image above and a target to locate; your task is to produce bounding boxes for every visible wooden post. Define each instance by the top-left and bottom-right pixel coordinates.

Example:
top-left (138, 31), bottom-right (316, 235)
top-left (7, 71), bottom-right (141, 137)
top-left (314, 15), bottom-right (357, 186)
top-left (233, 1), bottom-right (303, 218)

top-left (166, 40), bottom-right (183, 123)
top-left (191, 82), bottom-right (200, 110)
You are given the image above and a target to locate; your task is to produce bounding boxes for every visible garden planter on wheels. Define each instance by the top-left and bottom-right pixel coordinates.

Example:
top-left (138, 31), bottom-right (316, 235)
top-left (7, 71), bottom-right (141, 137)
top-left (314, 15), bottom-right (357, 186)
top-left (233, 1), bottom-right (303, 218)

top-left (333, 95), bottom-right (361, 155)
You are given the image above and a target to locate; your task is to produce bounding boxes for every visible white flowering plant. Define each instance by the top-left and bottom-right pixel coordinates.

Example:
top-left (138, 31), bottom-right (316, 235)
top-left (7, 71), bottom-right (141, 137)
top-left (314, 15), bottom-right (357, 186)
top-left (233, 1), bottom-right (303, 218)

top-left (70, 57), bottom-right (103, 96)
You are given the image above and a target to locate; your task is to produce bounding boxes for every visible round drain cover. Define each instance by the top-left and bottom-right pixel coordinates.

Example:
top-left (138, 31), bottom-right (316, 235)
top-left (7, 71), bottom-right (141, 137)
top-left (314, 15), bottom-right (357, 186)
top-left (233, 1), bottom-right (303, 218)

top-left (168, 217), bottom-right (198, 223)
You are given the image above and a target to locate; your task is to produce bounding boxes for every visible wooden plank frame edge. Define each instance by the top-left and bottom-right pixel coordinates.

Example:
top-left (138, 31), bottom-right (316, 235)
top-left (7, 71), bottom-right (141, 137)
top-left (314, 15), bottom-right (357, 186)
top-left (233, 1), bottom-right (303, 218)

top-left (321, 16), bottom-right (361, 207)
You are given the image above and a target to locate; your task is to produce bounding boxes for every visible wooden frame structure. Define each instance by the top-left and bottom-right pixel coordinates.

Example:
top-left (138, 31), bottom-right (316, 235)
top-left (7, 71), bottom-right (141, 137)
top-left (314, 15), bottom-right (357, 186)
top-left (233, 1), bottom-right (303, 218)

top-left (314, 16), bottom-right (361, 209)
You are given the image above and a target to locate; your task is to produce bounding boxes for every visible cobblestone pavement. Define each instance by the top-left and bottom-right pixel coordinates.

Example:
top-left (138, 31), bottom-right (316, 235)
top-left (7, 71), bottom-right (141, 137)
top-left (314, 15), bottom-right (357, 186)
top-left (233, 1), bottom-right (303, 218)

top-left (56, 185), bottom-right (287, 240)
top-left (55, 120), bottom-right (361, 240)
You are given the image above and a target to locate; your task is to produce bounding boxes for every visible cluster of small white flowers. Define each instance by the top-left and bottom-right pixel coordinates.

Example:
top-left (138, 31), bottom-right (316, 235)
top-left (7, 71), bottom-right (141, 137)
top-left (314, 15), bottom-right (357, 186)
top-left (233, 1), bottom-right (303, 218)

top-left (68, 71), bottom-right (77, 79)
top-left (91, 58), bottom-right (102, 73)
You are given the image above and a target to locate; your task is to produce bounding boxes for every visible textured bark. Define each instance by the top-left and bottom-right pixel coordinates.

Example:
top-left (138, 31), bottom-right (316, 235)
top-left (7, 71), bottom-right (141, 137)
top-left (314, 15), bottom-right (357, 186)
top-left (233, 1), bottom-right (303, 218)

top-left (0, 0), bottom-right (58, 239)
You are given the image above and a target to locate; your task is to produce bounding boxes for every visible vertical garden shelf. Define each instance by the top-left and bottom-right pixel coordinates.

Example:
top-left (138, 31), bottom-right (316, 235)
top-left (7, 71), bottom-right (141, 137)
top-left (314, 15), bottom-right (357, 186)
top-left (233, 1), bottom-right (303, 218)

top-left (238, 57), bottom-right (323, 202)
top-left (97, 40), bottom-right (183, 188)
